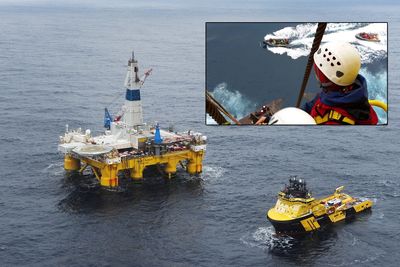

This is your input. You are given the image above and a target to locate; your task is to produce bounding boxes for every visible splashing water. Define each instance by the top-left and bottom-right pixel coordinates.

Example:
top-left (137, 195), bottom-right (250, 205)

top-left (240, 226), bottom-right (295, 251)
top-left (264, 23), bottom-right (387, 64)
top-left (41, 162), bottom-right (64, 176)
top-left (202, 165), bottom-right (227, 182)
top-left (359, 67), bottom-right (387, 124)
top-left (360, 68), bottom-right (387, 101)
top-left (210, 82), bottom-right (257, 120)
top-left (206, 114), bottom-right (217, 125)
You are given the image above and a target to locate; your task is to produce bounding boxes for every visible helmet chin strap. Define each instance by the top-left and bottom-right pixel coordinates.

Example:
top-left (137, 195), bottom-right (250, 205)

top-left (319, 81), bottom-right (334, 89)
top-left (316, 74), bottom-right (334, 90)
top-left (316, 74), bottom-right (347, 92)
top-left (319, 81), bottom-right (351, 93)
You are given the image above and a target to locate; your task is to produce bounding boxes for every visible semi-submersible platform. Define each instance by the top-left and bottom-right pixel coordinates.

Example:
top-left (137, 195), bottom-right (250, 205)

top-left (58, 52), bottom-right (206, 188)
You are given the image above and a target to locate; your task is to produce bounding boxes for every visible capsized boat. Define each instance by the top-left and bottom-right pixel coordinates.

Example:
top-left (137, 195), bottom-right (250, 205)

top-left (264, 38), bottom-right (290, 47)
top-left (355, 32), bottom-right (380, 42)
top-left (267, 178), bottom-right (373, 234)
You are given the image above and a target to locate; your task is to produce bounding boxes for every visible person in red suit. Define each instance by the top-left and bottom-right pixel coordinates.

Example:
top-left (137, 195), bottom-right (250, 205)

top-left (304, 42), bottom-right (378, 125)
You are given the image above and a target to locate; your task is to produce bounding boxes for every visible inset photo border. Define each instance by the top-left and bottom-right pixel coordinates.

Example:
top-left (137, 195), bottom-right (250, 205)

top-left (205, 22), bottom-right (388, 126)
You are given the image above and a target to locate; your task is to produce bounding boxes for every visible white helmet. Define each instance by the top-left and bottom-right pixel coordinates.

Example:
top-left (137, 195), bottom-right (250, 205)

top-left (313, 42), bottom-right (361, 86)
top-left (268, 107), bottom-right (316, 125)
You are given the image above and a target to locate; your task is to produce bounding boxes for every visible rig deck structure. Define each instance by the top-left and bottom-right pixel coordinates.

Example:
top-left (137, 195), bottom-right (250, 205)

top-left (58, 52), bottom-right (206, 187)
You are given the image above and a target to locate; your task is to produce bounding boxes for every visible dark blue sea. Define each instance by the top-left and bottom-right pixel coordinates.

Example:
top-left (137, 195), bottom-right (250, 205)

top-left (0, 1), bottom-right (400, 266)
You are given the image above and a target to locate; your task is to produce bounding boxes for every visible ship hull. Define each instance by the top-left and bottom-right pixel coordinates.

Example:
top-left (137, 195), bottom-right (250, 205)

top-left (268, 206), bottom-right (372, 234)
top-left (267, 213), bottom-right (315, 233)
top-left (263, 40), bottom-right (289, 47)
top-left (355, 33), bottom-right (380, 42)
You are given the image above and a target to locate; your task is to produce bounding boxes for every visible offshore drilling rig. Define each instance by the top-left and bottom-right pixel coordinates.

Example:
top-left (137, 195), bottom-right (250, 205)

top-left (58, 52), bottom-right (206, 188)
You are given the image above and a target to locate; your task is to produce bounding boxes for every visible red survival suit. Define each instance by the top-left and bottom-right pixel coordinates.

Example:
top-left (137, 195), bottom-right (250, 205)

top-left (304, 65), bottom-right (378, 125)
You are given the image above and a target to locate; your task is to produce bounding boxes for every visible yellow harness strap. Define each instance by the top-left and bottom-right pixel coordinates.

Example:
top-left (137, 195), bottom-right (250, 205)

top-left (314, 110), bottom-right (355, 125)
top-left (368, 99), bottom-right (387, 112)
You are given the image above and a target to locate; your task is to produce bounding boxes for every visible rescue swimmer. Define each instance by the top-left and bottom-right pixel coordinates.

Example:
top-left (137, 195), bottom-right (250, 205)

top-left (304, 42), bottom-right (378, 125)
top-left (267, 177), bottom-right (373, 234)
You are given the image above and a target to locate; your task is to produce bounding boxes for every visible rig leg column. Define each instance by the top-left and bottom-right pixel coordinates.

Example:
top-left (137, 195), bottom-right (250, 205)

top-left (187, 160), bottom-right (196, 175)
top-left (187, 151), bottom-right (204, 175)
top-left (196, 152), bottom-right (204, 173)
top-left (100, 165), bottom-right (119, 187)
top-left (165, 159), bottom-right (178, 178)
top-left (130, 162), bottom-right (144, 182)
top-left (64, 154), bottom-right (81, 171)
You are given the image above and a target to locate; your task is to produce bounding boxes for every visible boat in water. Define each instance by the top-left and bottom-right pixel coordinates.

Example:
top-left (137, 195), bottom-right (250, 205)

top-left (263, 38), bottom-right (290, 47)
top-left (355, 32), bottom-right (380, 42)
top-left (267, 178), bottom-right (373, 234)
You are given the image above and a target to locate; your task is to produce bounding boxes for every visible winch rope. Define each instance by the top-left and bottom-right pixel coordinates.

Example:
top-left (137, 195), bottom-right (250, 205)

top-left (296, 22), bottom-right (327, 108)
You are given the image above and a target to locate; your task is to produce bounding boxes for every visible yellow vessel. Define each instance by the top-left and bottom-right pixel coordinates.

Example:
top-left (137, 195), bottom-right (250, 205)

top-left (267, 178), bottom-right (373, 233)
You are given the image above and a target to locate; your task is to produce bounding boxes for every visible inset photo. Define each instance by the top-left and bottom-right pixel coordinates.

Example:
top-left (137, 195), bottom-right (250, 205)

top-left (205, 22), bottom-right (388, 125)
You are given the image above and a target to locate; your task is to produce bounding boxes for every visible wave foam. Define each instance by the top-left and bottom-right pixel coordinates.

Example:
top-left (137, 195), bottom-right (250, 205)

top-left (240, 226), bottom-right (295, 250)
top-left (359, 67), bottom-right (387, 124)
top-left (206, 114), bottom-right (217, 125)
top-left (210, 82), bottom-right (256, 120)
top-left (201, 165), bottom-right (227, 182)
top-left (264, 23), bottom-right (387, 64)
top-left (42, 162), bottom-right (64, 175)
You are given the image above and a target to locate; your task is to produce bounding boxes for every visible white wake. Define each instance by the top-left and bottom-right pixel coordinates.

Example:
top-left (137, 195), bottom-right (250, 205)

top-left (264, 23), bottom-right (387, 64)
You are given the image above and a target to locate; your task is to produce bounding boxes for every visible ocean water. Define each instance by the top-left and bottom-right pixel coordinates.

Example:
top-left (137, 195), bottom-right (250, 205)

top-left (207, 22), bottom-right (388, 124)
top-left (0, 1), bottom-right (400, 266)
